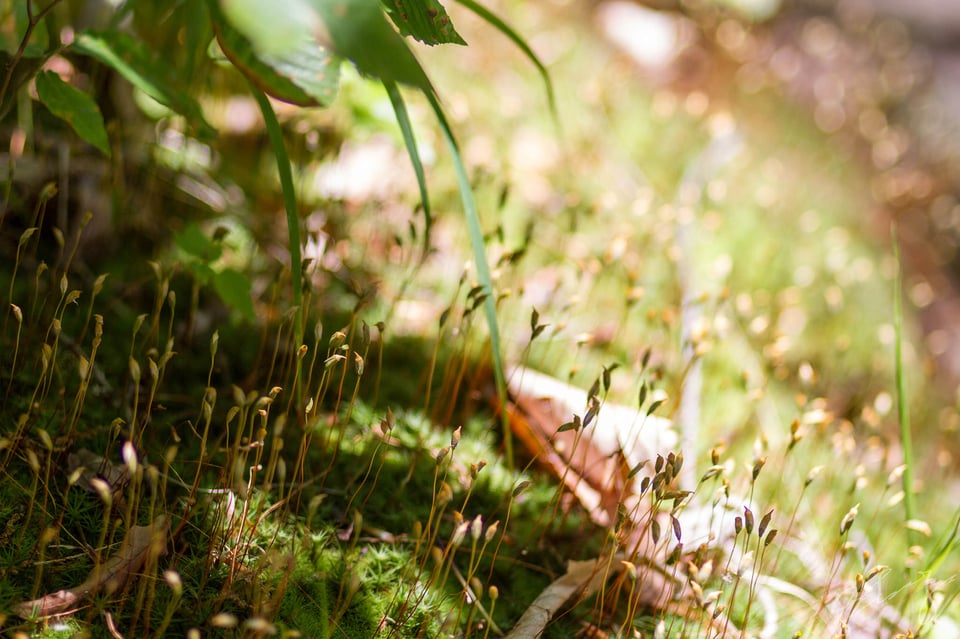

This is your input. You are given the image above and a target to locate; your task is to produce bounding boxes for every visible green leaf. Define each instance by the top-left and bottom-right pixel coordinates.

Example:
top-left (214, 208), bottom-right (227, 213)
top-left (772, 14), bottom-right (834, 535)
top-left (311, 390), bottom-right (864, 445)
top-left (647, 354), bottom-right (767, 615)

top-left (211, 0), bottom-right (339, 106)
top-left (175, 223), bottom-right (223, 262)
top-left (251, 87), bottom-right (304, 349)
top-left (383, 0), bottom-right (466, 45)
top-left (72, 30), bottom-right (216, 138)
top-left (191, 261), bottom-right (217, 285)
top-left (214, 268), bottom-right (256, 320)
top-left (34, 71), bottom-right (110, 156)
top-left (0, 1), bottom-right (49, 56)
top-left (384, 80), bottom-right (431, 258)
top-left (311, 0), bottom-right (433, 92)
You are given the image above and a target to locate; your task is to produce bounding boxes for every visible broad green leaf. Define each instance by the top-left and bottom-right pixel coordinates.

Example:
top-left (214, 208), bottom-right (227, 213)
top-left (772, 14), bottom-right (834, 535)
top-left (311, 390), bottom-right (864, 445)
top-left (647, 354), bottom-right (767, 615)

top-left (191, 261), bottom-right (217, 284)
top-left (175, 223), bottom-right (223, 263)
top-left (214, 268), bottom-right (256, 320)
top-left (383, 0), bottom-right (465, 46)
top-left (218, 0), bottom-right (319, 56)
top-left (73, 31), bottom-right (215, 138)
top-left (34, 71), bottom-right (110, 156)
top-left (311, 0), bottom-right (432, 92)
top-left (210, 0), bottom-right (339, 107)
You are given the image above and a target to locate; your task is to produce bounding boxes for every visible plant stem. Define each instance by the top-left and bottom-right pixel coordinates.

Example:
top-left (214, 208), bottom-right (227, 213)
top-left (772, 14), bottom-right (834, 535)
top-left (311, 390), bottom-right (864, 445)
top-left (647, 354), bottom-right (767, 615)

top-left (424, 90), bottom-right (511, 467)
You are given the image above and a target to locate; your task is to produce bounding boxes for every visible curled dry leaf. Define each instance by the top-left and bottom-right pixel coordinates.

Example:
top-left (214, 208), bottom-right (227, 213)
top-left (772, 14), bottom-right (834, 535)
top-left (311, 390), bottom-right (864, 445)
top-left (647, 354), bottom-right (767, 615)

top-left (504, 559), bottom-right (617, 639)
top-left (16, 516), bottom-right (169, 619)
top-left (503, 366), bottom-right (677, 527)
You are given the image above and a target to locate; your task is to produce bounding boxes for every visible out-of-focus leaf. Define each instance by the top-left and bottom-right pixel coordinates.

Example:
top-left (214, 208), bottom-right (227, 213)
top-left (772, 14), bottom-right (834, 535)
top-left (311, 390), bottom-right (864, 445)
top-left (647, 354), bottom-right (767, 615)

top-left (35, 71), bottom-right (111, 156)
top-left (180, 1), bottom-right (215, 80)
top-left (211, 0), bottom-right (339, 106)
top-left (175, 223), bottom-right (223, 263)
top-left (1, 1), bottom-right (49, 56)
top-left (383, 0), bottom-right (465, 45)
top-left (213, 268), bottom-right (255, 320)
top-left (311, 0), bottom-right (433, 92)
top-left (72, 31), bottom-right (215, 138)
top-left (218, 0), bottom-right (319, 56)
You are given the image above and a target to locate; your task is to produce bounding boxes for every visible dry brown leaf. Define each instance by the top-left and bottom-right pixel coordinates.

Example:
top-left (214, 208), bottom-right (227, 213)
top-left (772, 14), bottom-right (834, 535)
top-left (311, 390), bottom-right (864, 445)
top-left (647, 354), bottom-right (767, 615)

top-left (504, 366), bottom-right (677, 527)
top-left (16, 516), bottom-right (169, 619)
top-left (67, 448), bottom-right (129, 495)
top-left (504, 559), bottom-right (618, 639)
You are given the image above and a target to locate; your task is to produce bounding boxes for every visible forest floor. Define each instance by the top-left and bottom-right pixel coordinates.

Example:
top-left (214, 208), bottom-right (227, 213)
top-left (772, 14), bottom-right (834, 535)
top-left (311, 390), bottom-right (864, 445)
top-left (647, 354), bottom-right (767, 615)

top-left (1, 1), bottom-right (959, 638)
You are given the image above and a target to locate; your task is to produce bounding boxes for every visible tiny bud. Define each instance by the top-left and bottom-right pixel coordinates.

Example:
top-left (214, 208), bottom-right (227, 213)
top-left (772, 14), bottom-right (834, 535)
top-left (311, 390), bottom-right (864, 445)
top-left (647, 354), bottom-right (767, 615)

top-left (470, 515), bottom-right (483, 541)
top-left (451, 426), bottom-right (462, 449)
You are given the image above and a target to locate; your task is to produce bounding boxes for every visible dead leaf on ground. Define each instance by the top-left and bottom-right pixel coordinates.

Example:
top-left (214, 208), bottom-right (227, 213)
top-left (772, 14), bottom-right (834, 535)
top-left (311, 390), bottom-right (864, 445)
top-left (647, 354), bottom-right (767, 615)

top-left (504, 558), bottom-right (619, 639)
top-left (16, 515), bottom-right (169, 619)
top-left (503, 366), bottom-right (677, 527)
top-left (67, 448), bottom-right (129, 496)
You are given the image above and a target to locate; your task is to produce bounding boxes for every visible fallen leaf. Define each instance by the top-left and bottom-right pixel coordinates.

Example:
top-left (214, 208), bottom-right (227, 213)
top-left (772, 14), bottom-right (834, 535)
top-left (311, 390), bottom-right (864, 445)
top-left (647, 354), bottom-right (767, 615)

top-left (504, 366), bottom-right (677, 526)
top-left (504, 558), bottom-right (617, 639)
top-left (67, 448), bottom-right (129, 495)
top-left (16, 516), bottom-right (169, 618)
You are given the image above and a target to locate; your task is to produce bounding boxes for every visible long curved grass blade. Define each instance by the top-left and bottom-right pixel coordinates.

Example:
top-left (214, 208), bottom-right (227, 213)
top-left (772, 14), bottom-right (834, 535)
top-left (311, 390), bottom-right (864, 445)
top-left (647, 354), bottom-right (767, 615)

top-left (454, 0), bottom-right (557, 123)
top-left (383, 79), bottom-right (432, 260)
top-left (892, 224), bottom-right (915, 544)
top-left (252, 88), bottom-right (303, 347)
top-left (424, 89), bottom-right (511, 467)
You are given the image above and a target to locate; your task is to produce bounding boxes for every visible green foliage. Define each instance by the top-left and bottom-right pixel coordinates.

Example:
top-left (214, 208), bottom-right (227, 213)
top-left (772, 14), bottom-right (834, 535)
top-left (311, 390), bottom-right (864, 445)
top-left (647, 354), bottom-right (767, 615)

top-left (72, 30), bottom-right (216, 138)
top-left (1, 1), bottom-right (49, 56)
top-left (313, 0), bottom-right (434, 91)
top-left (16, 2), bottom-right (959, 638)
top-left (210, 0), bottom-right (340, 106)
top-left (34, 70), bottom-right (110, 155)
top-left (175, 223), bottom-right (256, 321)
top-left (1, 1), bottom-right (560, 442)
top-left (212, 268), bottom-right (256, 321)
top-left (385, 0), bottom-right (467, 45)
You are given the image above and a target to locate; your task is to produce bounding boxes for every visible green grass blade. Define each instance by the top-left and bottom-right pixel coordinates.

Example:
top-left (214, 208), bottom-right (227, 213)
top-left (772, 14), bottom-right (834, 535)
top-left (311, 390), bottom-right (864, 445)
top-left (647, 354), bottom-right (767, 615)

top-left (454, 0), bottom-right (557, 124)
top-left (892, 224), bottom-right (916, 543)
top-left (383, 79), bottom-right (432, 259)
top-left (924, 506), bottom-right (960, 575)
top-left (252, 87), bottom-right (303, 349)
top-left (424, 89), bottom-right (511, 467)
